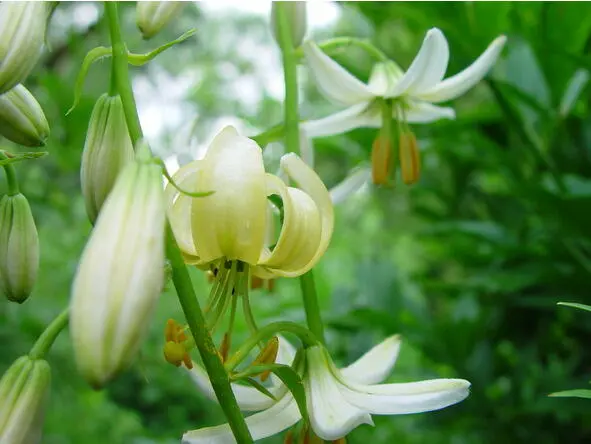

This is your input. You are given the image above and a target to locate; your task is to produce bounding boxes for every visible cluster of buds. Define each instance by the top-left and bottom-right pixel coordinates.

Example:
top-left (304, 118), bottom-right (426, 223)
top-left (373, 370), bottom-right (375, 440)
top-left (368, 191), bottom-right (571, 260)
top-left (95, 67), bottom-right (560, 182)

top-left (0, 3), bottom-right (50, 147)
top-left (0, 192), bottom-right (39, 303)
top-left (0, 356), bottom-right (51, 444)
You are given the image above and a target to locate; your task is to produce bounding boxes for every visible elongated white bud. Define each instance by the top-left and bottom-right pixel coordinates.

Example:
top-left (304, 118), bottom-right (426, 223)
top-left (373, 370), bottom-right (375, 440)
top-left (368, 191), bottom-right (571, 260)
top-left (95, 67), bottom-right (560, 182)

top-left (0, 2), bottom-right (48, 94)
top-left (81, 93), bottom-right (134, 223)
top-left (136, 2), bottom-right (184, 40)
top-left (70, 148), bottom-right (166, 388)
top-left (0, 193), bottom-right (39, 303)
top-left (0, 356), bottom-right (51, 444)
top-left (0, 84), bottom-right (49, 147)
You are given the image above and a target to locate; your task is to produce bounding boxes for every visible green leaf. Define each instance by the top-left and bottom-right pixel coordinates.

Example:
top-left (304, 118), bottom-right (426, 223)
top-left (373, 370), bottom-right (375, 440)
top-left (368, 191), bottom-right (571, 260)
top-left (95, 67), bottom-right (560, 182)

top-left (233, 359), bottom-right (308, 420)
top-left (127, 29), bottom-right (197, 66)
top-left (240, 378), bottom-right (277, 401)
top-left (557, 302), bottom-right (591, 313)
top-left (0, 151), bottom-right (48, 166)
top-left (549, 389), bottom-right (591, 399)
top-left (559, 68), bottom-right (589, 117)
top-left (67, 46), bottom-right (113, 115)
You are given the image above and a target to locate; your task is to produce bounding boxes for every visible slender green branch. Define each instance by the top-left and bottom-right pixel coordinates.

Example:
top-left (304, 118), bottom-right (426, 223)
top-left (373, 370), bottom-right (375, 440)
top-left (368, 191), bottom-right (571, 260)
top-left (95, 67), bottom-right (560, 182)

top-left (29, 309), bottom-right (69, 360)
top-left (276, 3), bottom-right (327, 345)
top-left (276, 4), bottom-right (300, 156)
top-left (0, 152), bottom-right (20, 196)
top-left (104, 4), bottom-right (251, 441)
top-left (299, 271), bottom-right (325, 344)
top-left (104, 2), bottom-right (143, 142)
top-left (224, 321), bottom-right (319, 371)
top-left (166, 228), bottom-right (253, 443)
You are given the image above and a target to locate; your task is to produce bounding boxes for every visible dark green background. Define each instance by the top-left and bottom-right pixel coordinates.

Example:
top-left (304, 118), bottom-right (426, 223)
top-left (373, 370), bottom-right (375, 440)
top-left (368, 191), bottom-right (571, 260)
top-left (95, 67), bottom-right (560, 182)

top-left (1, 2), bottom-right (591, 443)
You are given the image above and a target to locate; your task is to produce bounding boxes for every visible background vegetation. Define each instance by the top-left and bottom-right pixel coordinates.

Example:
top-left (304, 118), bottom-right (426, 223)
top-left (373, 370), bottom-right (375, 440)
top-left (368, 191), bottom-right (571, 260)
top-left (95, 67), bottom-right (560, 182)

top-left (1, 2), bottom-right (591, 443)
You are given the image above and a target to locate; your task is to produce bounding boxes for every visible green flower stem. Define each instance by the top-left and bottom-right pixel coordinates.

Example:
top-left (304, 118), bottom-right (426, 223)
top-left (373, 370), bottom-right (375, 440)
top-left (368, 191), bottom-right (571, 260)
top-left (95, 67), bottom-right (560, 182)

top-left (299, 271), bottom-right (325, 344)
top-left (29, 308), bottom-right (69, 360)
top-left (104, 2), bottom-right (143, 144)
top-left (225, 321), bottom-right (319, 371)
top-left (0, 152), bottom-right (20, 196)
top-left (294, 36), bottom-right (389, 63)
top-left (166, 229), bottom-right (253, 443)
top-left (104, 3), bottom-right (252, 442)
top-left (276, 3), bottom-right (327, 345)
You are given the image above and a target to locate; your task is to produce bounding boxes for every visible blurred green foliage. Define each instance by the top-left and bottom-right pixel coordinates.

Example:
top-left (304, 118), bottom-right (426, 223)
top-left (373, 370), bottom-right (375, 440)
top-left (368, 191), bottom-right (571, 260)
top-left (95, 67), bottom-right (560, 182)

top-left (1, 2), bottom-right (591, 443)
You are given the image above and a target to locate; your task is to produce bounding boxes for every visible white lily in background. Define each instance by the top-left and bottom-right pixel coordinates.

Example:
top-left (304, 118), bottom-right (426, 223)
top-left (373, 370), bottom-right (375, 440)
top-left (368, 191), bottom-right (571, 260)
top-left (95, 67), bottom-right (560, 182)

top-left (182, 336), bottom-right (470, 443)
top-left (302, 28), bottom-right (507, 138)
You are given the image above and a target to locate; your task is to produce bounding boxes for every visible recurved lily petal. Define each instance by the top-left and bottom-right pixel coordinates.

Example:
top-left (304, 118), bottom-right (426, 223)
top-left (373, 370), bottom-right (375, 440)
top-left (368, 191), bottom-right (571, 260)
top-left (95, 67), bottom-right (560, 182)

top-left (276, 153), bottom-right (334, 276)
top-left (182, 390), bottom-right (301, 443)
top-left (191, 127), bottom-right (267, 265)
top-left (341, 378), bottom-right (471, 415)
top-left (402, 100), bottom-right (455, 123)
top-left (301, 102), bottom-right (379, 139)
top-left (387, 28), bottom-right (450, 98)
top-left (340, 335), bottom-right (401, 385)
top-left (329, 168), bottom-right (371, 205)
top-left (165, 160), bottom-right (202, 263)
top-left (303, 41), bottom-right (376, 106)
top-left (305, 346), bottom-right (373, 441)
top-left (416, 35), bottom-right (507, 103)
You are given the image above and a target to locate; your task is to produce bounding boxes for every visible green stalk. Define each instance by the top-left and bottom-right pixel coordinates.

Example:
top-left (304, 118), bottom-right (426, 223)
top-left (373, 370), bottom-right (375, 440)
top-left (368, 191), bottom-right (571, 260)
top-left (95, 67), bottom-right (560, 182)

top-left (29, 309), bottom-right (69, 360)
top-left (0, 152), bottom-right (20, 196)
top-left (276, 3), bottom-right (327, 345)
top-left (166, 229), bottom-right (253, 442)
top-left (294, 36), bottom-right (389, 63)
top-left (224, 321), bottom-right (319, 371)
top-left (105, 2), bottom-right (143, 143)
top-left (104, 4), bottom-right (251, 441)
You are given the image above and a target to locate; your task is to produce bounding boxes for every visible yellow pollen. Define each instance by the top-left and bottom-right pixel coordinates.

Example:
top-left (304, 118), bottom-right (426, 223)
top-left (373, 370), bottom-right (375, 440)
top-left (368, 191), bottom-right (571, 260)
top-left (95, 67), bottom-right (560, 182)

top-left (399, 131), bottom-right (420, 185)
top-left (163, 319), bottom-right (193, 369)
top-left (371, 135), bottom-right (392, 185)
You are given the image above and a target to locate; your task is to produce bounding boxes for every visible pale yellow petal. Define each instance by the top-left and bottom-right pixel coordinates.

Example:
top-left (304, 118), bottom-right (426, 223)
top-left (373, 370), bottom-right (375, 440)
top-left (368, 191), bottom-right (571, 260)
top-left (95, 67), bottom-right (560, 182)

top-left (191, 126), bottom-right (267, 265)
top-left (257, 174), bottom-right (321, 277)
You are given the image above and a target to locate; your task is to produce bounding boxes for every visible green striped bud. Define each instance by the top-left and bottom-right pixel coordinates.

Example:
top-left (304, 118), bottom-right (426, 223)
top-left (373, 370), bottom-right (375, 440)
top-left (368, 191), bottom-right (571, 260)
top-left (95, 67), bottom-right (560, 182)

top-left (136, 2), bottom-right (184, 40)
top-left (271, 2), bottom-right (307, 48)
top-left (70, 148), bottom-right (166, 388)
top-left (81, 93), bottom-right (134, 223)
top-left (0, 3), bottom-right (48, 94)
top-left (0, 356), bottom-right (51, 444)
top-left (0, 193), bottom-right (39, 303)
top-left (0, 84), bottom-right (49, 147)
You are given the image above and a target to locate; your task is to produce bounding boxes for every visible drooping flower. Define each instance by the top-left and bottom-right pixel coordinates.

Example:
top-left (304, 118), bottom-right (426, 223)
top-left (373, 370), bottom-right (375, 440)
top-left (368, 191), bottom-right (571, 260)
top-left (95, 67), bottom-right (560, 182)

top-left (165, 126), bottom-right (333, 340)
top-left (70, 144), bottom-right (166, 388)
top-left (182, 336), bottom-right (470, 442)
top-left (136, 1), bottom-right (184, 40)
top-left (0, 355), bottom-right (51, 444)
top-left (0, 192), bottom-right (39, 303)
top-left (0, 84), bottom-right (49, 147)
top-left (0, 2), bottom-right (48, 94)
top-left (80, 93), bottom-right (134, 223)
top-left (302, 28), bottom-right (506, 185)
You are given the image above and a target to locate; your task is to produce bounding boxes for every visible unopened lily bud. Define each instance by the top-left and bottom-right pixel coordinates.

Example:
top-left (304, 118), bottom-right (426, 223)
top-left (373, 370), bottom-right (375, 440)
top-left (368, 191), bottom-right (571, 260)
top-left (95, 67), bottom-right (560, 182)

top-left (136, 2), bottom-right (184, 40)
top-left (271, 2), bottom-right (307, 48)
top-left (399, 132), bottom-right (420, 185)
top-left (0, 356), bottom-right (51, 444)
top-left (0, 84), bottom-right (49, 147)
top-left (0, 3), bottom-right (48, 94)
top-left (371, 135), bottom-right (392, 185)
top-left (81, 93), bottom-right (134, 223)
top-left (0, 193), bottom-right (39, 303)
top-left (70, 147), bottom-right (166, 388)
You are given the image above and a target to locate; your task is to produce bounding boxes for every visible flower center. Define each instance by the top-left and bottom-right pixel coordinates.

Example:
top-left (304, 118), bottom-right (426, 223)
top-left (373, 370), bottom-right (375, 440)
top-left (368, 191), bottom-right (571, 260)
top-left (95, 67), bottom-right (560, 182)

top-left (163, 319), bottom-right (194, 369)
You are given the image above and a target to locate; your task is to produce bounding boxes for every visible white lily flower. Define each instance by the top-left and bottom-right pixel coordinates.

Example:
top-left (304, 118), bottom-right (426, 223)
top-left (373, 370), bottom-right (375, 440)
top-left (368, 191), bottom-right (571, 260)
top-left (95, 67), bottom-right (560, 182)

top-left (302, 28), bottom-right (507, 138)
top-left (182, 336), bottom-right (470, 443)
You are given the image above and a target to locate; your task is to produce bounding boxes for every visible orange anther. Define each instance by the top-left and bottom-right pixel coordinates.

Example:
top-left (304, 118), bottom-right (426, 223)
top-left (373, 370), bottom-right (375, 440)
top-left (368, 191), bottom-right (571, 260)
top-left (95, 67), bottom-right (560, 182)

top-left (399, 132), bottom-right (420, 185)
top-left (371, 135), bottom-right (392, 185)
